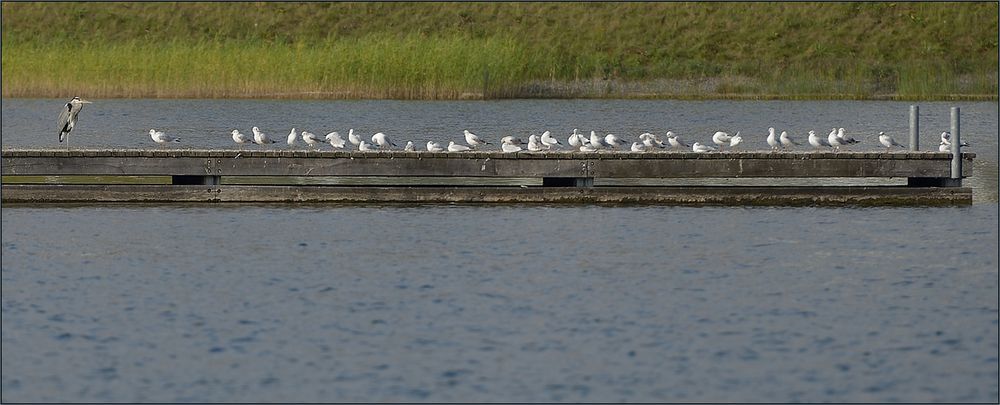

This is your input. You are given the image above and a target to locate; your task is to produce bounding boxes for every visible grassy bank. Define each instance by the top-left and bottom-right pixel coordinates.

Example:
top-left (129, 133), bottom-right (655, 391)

top-left (2, 2), bottom-right (997, 100)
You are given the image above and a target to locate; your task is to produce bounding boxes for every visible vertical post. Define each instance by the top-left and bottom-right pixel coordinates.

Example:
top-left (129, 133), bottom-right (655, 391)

top-left (909, 105), bottom-right (919, 151)
top-left (950, 107), bottom-right (961, 181)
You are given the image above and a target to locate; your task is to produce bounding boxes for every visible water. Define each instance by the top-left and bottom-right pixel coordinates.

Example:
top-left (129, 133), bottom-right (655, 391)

top-left (2, 99), bottom-right (999, 402)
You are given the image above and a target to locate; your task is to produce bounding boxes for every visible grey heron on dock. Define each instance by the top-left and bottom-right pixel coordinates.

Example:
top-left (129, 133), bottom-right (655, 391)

top-left (57, 97), bottom-right (93, 145)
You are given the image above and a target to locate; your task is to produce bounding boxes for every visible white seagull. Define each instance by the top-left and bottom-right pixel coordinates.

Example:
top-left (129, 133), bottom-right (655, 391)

top-left (779, 130), bottom-right (800, 148)
top-left (448, 141), bottom-right (472, 152)
top-left (878, 132), bottom-right (905, 151)
top-left (287, 128), bottom-right (298, 146)
top-left (404, 141), bottom-right (415, 151)
top-left (640, 133), bottom-right (658, 150)
top-left (232, 129), bottom-right (252, 147)
top-left (252, 126), bottom-right (276, 145)
top-left (358, 140), bottom-right (377, 151)
top-left (348, 129), bottom-right (362, 146)
top-left (808, 130), bottom-right (832, 150)
top-left (838, 128), bottom-right (860, 144)
top-left (729, 132), bottom-right (743, 148)
top-left (589, 131), bottom-right (607, 149)
top-left (692, 142), bottom-right (717, 153)
top-left (372, 132), bottom-right (396, 149)
top-left (940, 131), bottom-right (970, 147)
top-left (527, 134), bottom-right (546, 152)
top-left (501, 137), bottom-right (523, 152)
top-left (828, 130), bottom-right (848, 151)
top-left (667, 131), bottom-right (690, 149)
top-left (540, 131), bottom-right (561, 149)
top-left (604, 133), bottom-right (627, 149)
top-left (302, 130), bottom-right (322, 148)
top-left (464, 130), bottom-right (491, 148)
top-left (630, 142), bottom-right (647, 152)
top-left (325, 132), bottom-right (346, 149)
top-left (766, 127), bottom-right (780, 150)
top-left (712, 131), bottom-right (732, 148)
top-left (426, 141), bottom-right (445, 152)
top-left (568, 129), bottom-right (585, 150)
top-left (148, 129), bottom-right (180, 145)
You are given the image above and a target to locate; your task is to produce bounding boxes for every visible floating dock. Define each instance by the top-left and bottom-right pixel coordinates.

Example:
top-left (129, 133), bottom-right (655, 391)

top-left (1, 149), bottom-right (975, 205)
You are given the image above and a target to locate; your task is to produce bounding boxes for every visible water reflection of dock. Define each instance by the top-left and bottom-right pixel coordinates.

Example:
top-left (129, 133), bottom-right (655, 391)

top-left (1, 149), bottom-right (975, 205)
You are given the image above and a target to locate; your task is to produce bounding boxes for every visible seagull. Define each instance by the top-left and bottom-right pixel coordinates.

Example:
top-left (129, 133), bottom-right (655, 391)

top-left (579, 144), bottom-right (598, 152)
top-left (148, 129), bottom-right (180, 145)
top-left (712, 131), bottom-right (732, 148)
top-left (448, 141), bottom-right (472, 152)
top-left (667, 131), bottom-right (690, 149)
top-left (527, 134), bottom-right (546, 151)
top-left (57, 97), bottom-right (93, 145)
top-left (940, 131), bottom-right (970, 147)
top-left (568, 129), bottom-right (585, 150)
top-left (878, 132), bottom-right (905, 151)
top-left (325, 132), bottom-right (346, 149)
top-left (640, 134), bottom-right (658, 150)
top-left (540, 131), bottom-right (561, 149)
top-left (692, 142), bottom-right (717, 153)
top-left (426, 141), bottom-right (445, 152)
top-left (630, 142), bottom-right (647, 152)
top-left (729, 132), bottom-right (743, 148)
top-left (827, 129), bottom-right (849, 151)
top-left (302, 130), bottom-right (322, 148)
top-left (500, 135), bottom-right (524, 146)
top-left (808, 130), bottom-right (832, 150)
top-left (501, 137), bottom-right (523, 152)
top-left (639, 132), bottom-right (666, 149)
top-left (464, 130), bottom-right (491, 148)
top-left (589, 131), bottom-right (607, 149)
top-left (604, 133), bottom-right (627, 149)
top-left (287, 128), bottom-right (298, 146)
top-left (348, 129), bottom-right (362, 146)
top-left (939, 140), bottom-right (952, 152)
top-left (358, 140), bottom-right (377, 151)
top-left (252, 126), bottom-right (276, 145)
top-left (779, 131), bottom-right (800, 148)
top-left (372, 132), bottom-right (397, 149)
top-left (837, 128), bottom-right (860, 144)
top-left (766, 127), bottom-right (780, 150)
top-left (404, 141), bottom-right (415, 151)
top-left (232, 129), bottom-right (252, 147)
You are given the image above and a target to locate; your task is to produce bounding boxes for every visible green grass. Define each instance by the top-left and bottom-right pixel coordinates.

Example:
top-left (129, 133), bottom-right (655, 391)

top-left (2, 2), bottom-right (997, 99)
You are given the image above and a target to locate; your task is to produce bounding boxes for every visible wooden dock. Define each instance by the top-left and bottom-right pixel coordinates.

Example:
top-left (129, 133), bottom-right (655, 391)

top-left (1, 149), bottom-right (975, 205)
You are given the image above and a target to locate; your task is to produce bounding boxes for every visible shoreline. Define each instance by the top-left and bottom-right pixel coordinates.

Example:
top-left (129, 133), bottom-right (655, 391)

top-left (4, 91), bottom-right (995, 102)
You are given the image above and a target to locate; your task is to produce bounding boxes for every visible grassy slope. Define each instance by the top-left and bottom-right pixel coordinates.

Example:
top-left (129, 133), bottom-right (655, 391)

top-left (2, 2), bottom-right (997, 99)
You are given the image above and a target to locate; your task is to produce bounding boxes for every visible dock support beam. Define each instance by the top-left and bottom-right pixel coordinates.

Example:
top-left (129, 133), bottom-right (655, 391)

top-left (951, 107), bottom-right (962, 185)
top-left (909, 105), bottom-right (919, 151)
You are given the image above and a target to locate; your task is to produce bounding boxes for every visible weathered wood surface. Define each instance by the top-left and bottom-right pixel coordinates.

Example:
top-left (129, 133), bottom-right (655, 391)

top-left (0, 184), bottom-right (973, 206)
top-left (1, 149), bottom-right (975, 178)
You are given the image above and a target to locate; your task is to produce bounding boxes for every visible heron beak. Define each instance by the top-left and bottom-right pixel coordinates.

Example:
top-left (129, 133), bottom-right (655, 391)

top-left (80, 100), bottom-right (93, 104)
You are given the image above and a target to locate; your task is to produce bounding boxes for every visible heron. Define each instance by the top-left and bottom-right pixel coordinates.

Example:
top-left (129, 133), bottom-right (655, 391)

top-left (57, 97), bottom-right (93, 146)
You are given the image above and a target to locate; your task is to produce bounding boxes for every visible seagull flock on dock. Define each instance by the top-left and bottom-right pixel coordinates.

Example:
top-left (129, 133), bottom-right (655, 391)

top-left (55, 97), bottom-right (970, 153)
top-left (204, 126), bottom-right (967, 153)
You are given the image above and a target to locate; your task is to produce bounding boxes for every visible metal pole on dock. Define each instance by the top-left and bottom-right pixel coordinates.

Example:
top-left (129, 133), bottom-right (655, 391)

top-left (951, 107), bottom-right (961, 181)
top-left (909, 105), bottom-right (919, 151)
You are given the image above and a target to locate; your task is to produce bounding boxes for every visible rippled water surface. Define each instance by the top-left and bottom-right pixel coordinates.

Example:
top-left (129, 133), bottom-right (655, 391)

top-left (2, 99), bottom-right (998, 402)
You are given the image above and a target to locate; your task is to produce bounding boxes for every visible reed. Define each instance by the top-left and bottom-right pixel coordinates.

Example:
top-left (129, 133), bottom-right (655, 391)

top-left (2, 2), bottom-right (996, 100)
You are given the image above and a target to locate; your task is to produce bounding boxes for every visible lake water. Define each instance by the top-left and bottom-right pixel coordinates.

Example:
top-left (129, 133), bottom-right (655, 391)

top-left (2, 99), bottom-right (998, 402)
